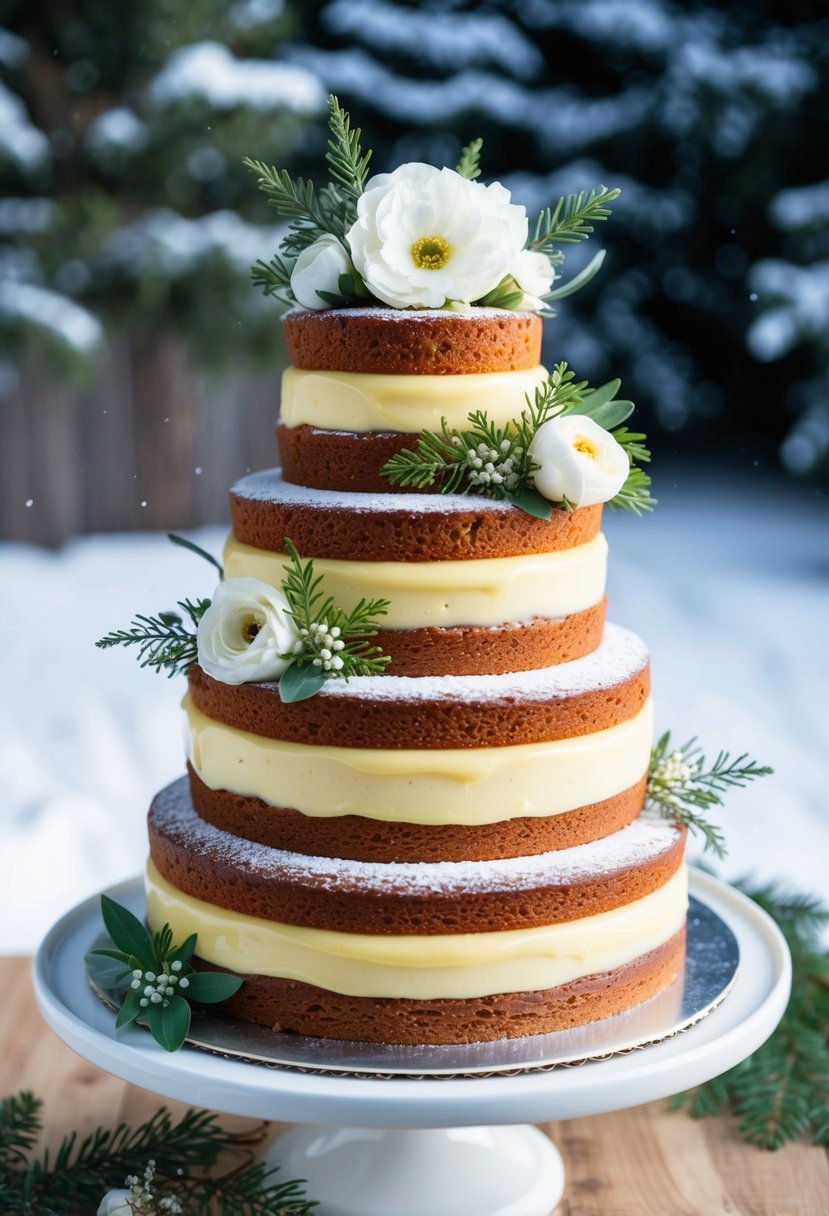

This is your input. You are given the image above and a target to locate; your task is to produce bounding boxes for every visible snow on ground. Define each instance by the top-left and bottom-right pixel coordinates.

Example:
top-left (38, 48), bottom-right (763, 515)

top-left (1, 465), bottom-right (827, 952)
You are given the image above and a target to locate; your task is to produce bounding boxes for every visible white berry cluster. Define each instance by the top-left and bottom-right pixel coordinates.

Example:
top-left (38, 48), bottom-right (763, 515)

top-left (300, 621), bottom-right (346, 673)
top-left (98, 1160), bottom-right (183, 1215)
top-left (463, 439), bottom-right (523, 492)
top-left (129, 960), bottom-right (189, 1010)
top-left (652, 750), bottom-right (693, 791)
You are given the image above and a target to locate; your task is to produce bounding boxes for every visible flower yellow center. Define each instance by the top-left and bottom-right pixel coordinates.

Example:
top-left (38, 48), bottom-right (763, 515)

top-left (573, 436), bottom-right (599, 460)
top-left (411, 234), bottom-right (451, 270)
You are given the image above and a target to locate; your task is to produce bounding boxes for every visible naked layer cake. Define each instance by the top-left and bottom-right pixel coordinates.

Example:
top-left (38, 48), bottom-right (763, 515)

top-left (141, 303), bottom-right (687, 1045)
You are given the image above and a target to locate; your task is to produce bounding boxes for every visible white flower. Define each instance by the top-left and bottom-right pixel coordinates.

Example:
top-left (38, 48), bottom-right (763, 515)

top-left (290, 234), bottom-right (354, 311)
top-left (347, 162), bottom-right (527, 309)
top-left (528, 414), bottom-right (629, 508)
top-left (509, 248), bottom-right (555, 311)
top-left (196, 577), bottom-right (300, 685)
top-left (97, 1190), bottom-right (134, 1216)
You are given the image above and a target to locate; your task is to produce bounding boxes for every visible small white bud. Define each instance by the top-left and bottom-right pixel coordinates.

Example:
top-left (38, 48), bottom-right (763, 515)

top-left (331, 655), bottom-right (344, 670)
top-left (312, 657), bottom-right (322, 667)
top-left (330, 626), bottom-right (341, 638)
top-left (132, 969), bottom-right (143, 978)
top-left (179, 977), bottom-right (189, 988)
top-left (139, 998), bottom-right (149, 1007)
top-left (171, 960), bottom-right (182, 972)
top-left (145, 972), bottom-right (156, 982)
top-left (150, 992), bottom-right (162, 1004)
top-left (130, 979), bottom-right (141, 990)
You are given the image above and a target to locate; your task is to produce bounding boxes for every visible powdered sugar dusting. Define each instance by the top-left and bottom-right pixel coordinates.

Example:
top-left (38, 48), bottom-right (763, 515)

top-left (317, 623), bottom-right (648, 703)
top-left (283, 306), bottom-right (537, 322)
top-left (232, 467), bottom-right (514, 514)
top-left (153, 778), bottom-right (681, 895)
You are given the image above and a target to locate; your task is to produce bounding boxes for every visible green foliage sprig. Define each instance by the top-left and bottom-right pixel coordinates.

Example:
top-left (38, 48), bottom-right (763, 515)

top-left (530, 186), bottom-right (621, 253)
top-left (673, 877), bottom-right (829, 1151)
top-left (456, 138), bottom-right (483, 180)
top-left (95, 598), bottom-right (209, 678)
top-left (86, 895), bottom-right (243, 1053)
top-left (95, 534), bottom-right (222, 678)
top-left (380, 362), bottom-right (653, 518)
top-left (647, 733), bottom-right (773, 859)
top-left (278, 538), bottom-right (391, 702)
top-left (0, 1092), bottom-right (315, 1214)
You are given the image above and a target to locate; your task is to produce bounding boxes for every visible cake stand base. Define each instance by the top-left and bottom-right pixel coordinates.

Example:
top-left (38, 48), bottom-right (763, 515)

top-left (271, 1124), bottom-right (563, 1216)
top-left (34, 870), bottom-right (791, 1216)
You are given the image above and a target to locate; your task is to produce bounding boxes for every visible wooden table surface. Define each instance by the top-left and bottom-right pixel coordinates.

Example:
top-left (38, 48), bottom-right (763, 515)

top-left (4, 956), bottom-right (827, 1215)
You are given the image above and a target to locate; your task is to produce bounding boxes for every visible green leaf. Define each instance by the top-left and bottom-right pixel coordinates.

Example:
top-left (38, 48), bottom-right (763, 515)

top-left (183, 972), bottom-right (244, 1004)
top-left (168, 933), bottom-right (198, 966)
top-left (115, 988), bottom-right (143, 1030)
top-left (509, 485), bottom-right (554, 519)
top-left (456, 137), bottom-right (483, 180)
top-left (572, 378), bottom-right (621, 412)
top-left (100, 896), bottom-right (155, 969)
top-left (85, 950), bottom-right (133, 989)
top-left (545, 248), bottom-right (606, 300)
top-left (145, 996), bottom-right (191, 1053)
top-left (167, 533), bottom-right (224, 580)
top-left (278, 660), bottom-right (328, 703)
top-left (576, 398), bottom-right (636, 431)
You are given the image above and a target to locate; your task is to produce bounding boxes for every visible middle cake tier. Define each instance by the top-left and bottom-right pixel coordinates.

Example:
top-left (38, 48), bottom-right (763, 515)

top-left (227, 468), bottom-right (608, 676)
top-left (185, 623), bottom-right (652, 863)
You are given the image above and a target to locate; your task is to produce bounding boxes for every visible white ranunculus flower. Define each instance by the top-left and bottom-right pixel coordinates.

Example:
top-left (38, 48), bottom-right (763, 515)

top-left (347, 162), bottom-right (527, 309)
top-left (509, 248), bottom-right (555, 311)
top-left (529, 414), bottom-right (630, 508)
top-left (196, 577), bottom-right (301, 685)
top-left (290, 234), bottom-right (354, 310)
top-left (97, 1190), bottom-right (133, 1216)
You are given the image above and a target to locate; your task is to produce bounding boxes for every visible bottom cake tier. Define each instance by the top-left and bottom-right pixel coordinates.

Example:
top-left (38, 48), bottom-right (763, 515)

top-left (145, 778), bottom-right (688, 1046)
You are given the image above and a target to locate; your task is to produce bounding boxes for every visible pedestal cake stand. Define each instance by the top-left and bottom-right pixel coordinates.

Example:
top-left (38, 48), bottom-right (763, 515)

top-left (34, 869), bottom-right (790, 1216)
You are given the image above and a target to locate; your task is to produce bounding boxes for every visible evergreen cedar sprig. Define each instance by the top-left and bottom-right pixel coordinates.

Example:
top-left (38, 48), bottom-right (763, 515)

top-left (86, 895), bottom-right (242, 1053)
top-left (0, 1094), bottom-right (315, 1215)
top-left (245, 95), bottom-right (617, 310)
top-left (646, 732), bottom-right (773, 859)
top-left (94, 598), bottom-right (209, 678)
top-left (380, 362), bottom-right (655, 519)
top-left (673, 878), bottom-right (829, 1151)
top-left (278, 538), bottom-right (391, 703)
top-left (95, 534), bottom-right (221, 679)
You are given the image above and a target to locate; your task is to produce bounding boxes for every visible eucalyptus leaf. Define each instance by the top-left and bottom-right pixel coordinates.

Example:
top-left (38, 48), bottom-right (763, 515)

top-left (100, 895), bottom-right (155, 969)
top-left (278, 660), bottom-right (328, 703)
top-left (544, 248), bottom-right (606, 300)
top-left (85, 949), bottom-right (132, 989)
top-left (184, 972), bottom-right (244, 1004)
top-left (575, 378), bottom-right (621, 412)
top-left (509, 485), bottom-right (554, 519)
top-left (145, 995), bottom-right (191, 1052)
top-left (115, 988), bottom-right (143, 1030)
top-left (169, 932), bottom-right (198, 966)
top-left (578, 399), bottom-right (635, 430)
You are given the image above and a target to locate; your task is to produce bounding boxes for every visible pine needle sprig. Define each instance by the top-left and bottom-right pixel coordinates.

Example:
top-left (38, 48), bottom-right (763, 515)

top-left (456, 137), bottom-right (483, 180)
top-left (0, 1093), bottom-right (41, 1173)
top-left (243, 158), bottom-right (330, 258)
top-left (278, 539), bottom-right (391, 701)
top-left (530, 186), bottom-right (620, 253)
top-left (646, 732), bottom-right (773, 859)
top-left (95, 598), bottom-right (209, 678)
top-left (0, 1096), bottom-right (315, 1214)
top-left (672, 877), bottom-right (829, 1150)
top-left (326, 94), bottom-right (372, 202)
top-left (251, 250), bottom-right (295, 302)
top-left (380, 361), bottom-right (653, 517)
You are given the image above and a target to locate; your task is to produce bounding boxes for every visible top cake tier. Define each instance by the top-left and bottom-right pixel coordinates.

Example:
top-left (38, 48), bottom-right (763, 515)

top-left (278, 309), bottom-right (546, 493)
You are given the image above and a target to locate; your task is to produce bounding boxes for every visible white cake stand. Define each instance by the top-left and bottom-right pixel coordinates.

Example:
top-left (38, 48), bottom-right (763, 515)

top-left (34, 870), bottom-right (790, 1216)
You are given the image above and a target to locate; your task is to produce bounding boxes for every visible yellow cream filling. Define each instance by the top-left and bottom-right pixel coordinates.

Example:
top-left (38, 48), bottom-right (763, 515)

top-left (145, 861), bottom-right (687, 999)
top-left (185, 695), bottom-right (654, 824)
top-left (223, 533), bottom-right (608, 630)
top-left (279, 365), bottom-right (550, 435)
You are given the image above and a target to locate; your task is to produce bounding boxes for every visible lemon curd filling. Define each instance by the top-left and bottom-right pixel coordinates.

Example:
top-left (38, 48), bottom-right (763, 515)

top-left (223, 533), bottom-right (608, 631)
top-left (145, 860), bottom-right (688, 1000)
top-left (184, 695), bottom-right (654, 825)
top-left (278, 365), bottom-right (549, 434)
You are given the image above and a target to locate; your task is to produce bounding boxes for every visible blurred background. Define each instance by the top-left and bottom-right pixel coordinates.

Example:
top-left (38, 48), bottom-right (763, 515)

top-left (1, 1), bottom-right (827, 948)
top-left (1, 0), bottom-right (828, 544)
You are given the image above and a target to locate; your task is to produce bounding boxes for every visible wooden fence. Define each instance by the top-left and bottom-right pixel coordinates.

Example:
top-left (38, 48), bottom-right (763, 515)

top-left (0, 330), bottom-right (286, 547)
